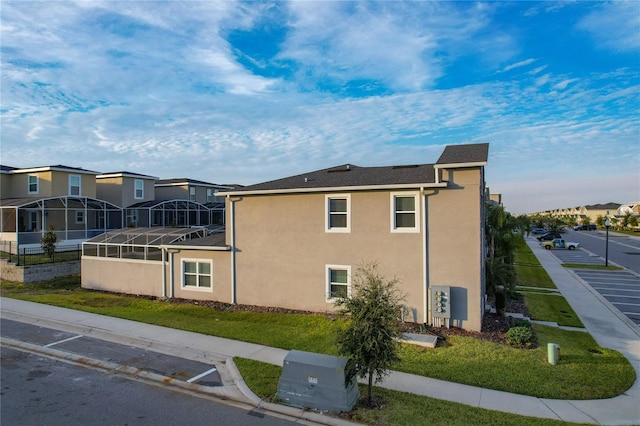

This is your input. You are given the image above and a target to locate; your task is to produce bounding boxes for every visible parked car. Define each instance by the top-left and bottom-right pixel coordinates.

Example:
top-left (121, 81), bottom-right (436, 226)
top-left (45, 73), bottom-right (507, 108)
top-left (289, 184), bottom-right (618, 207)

top-left (574, 224), bottom-right (597, 231)
top-left (531, 228), bottom-right (547, 235)
top-left (537, 232), bottom-right (562, 241)
top-left (541, 238), bottom-right (580, 250)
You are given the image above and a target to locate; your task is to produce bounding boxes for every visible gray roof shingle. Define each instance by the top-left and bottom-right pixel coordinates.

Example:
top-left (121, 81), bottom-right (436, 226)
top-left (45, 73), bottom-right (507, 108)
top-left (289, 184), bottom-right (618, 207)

top-left (437, 143), bottom-right (489, 165)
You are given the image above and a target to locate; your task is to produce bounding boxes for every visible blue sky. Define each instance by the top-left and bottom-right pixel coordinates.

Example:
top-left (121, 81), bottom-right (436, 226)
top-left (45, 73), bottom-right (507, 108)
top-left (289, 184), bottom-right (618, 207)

top-left (1, 1), bottom-right (638, 214)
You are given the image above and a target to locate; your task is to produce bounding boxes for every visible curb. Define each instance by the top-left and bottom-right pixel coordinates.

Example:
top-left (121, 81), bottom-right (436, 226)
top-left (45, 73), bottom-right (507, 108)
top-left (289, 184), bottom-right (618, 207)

top-left (225, 357), bottom-right (362, 426)
top-left (1, 335), bottom-right (362, 426)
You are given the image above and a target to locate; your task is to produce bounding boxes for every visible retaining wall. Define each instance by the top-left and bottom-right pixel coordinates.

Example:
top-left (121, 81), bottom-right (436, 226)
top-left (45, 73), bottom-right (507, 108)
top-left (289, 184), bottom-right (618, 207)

top-left (0, 259), bottom-right (80, 283)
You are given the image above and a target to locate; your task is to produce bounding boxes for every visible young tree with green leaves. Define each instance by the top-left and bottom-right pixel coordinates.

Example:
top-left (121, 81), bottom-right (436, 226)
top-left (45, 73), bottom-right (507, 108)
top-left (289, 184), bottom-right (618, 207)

top-left (334, 263), bottom-right (405, 407)
top-left (40, 225), bottom-right (57, 258)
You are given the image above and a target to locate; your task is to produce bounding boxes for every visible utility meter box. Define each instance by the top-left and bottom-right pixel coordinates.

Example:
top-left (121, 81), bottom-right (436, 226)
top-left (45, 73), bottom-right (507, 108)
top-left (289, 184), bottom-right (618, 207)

top-left (276, 350), bottom-right (359, 412)
top-left (431, 286), bottom-right (451, 318)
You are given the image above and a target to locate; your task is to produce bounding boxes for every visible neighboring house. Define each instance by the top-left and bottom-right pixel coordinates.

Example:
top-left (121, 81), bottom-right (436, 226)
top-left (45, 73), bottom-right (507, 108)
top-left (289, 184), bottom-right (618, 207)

top-left (578, 203), bottom-right (621, 223)
top-left (152, 178), bottom-right (234, 227)
top-left (82, 143), bottom-right (490, 331)
top-left (0, 165), bottom-right (123, 248)
top-left (618, 202), bottom-right (640, 217)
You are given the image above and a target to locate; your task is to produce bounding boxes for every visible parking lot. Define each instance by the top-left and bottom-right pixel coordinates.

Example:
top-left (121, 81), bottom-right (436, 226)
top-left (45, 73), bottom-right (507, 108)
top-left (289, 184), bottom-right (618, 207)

top-left (1, 318), bottom-right (223, 387)
top-left (547, 248), bottom-right (640, 326)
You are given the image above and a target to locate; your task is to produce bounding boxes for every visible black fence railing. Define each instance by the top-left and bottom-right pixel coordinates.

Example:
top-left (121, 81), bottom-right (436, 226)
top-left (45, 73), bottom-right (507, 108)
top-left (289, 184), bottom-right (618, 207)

top-left (1, 243), bottom-right (81, 266)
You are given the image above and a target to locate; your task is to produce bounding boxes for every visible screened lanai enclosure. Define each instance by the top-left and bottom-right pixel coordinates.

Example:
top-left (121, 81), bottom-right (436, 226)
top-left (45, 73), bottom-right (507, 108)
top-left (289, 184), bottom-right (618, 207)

top-left (82, 227), bottom-right (211, 261)
top-left (125, 200), bottom-right (225, 229)
top-left (0, 196), bottom-right (123, 246)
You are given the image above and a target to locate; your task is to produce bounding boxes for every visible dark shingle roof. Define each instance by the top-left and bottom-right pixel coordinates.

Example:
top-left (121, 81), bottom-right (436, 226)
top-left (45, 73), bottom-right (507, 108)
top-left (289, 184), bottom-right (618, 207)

top-left (229, 163), bottom-right (436, 193)
top-left (228, 143), bottom-right (489, 194)
top-left (437, 143), bottom-right (489, 165)
top-left (155, 178), bottom-right (231, 188)
top-left (584, 202), bottom-right (621, 210)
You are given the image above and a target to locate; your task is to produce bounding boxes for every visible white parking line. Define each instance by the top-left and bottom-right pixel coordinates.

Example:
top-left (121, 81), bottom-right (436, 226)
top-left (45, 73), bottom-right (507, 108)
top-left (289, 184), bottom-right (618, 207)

top-left (44, 334), bottom-right (83, 347)
top-left (186, 367), bottom-right (217, 383)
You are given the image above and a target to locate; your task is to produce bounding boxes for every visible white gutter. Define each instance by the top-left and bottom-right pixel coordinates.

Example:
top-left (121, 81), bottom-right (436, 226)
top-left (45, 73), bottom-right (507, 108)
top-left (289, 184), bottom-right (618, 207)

top-left (219, 182), bottom-right (447, 197)
top-left (169, 251), bottom-right (175, 298)
top-left (228, 195), bottom-right (241, 304)
top-left (421, 187), bottom-right (428, 324)
top-left (161, 248), bottom-right (166, 298)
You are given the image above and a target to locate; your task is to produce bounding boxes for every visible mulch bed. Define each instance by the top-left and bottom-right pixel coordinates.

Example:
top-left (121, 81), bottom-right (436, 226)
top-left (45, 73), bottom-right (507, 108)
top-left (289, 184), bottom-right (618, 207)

top-left (166, 296), bottom-right (531, 346)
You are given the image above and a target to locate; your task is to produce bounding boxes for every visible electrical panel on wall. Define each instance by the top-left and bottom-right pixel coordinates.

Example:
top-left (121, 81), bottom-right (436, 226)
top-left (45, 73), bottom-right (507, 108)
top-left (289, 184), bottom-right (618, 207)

top-left (431, 286), bottom-right (451, 319)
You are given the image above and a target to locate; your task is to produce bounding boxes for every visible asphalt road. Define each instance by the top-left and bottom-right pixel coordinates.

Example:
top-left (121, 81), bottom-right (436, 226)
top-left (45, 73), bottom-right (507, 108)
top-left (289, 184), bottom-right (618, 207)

top-left (0, 319), bottom-right (298, 426)
top-left (537, 230), bottom-right (640, 327)
top-left (563, 229), bottom-right (640, 273)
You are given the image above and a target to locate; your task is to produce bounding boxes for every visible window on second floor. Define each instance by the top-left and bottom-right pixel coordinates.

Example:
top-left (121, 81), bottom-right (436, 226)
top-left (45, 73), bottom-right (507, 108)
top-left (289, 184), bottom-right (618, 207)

top-left (325, 194), bottom-right (351, 232)
top-left (69, 175), bottom-right (81, 196)
top-left (134, 179), bottom-right (144, 199)
top-left (206, 188), bottom-right (213, 203)
top-left (189, 187), bottom-right (196, 201)
top-left (390, 192), bottom-right (420, 233)
top-left (28, 175), bottom-right (39, 194)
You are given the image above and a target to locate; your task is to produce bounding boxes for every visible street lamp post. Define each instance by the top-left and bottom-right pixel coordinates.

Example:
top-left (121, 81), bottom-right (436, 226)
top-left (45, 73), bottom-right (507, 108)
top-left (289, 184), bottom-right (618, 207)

top-left (604, 218), bottom-right (611, 267)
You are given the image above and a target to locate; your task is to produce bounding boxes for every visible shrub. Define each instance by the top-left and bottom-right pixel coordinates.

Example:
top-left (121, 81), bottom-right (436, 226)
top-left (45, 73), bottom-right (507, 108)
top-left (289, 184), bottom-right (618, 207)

top-left (514, 318), bottom-right (531, 328)
top-left (505, 326), bottom-right (534, 348)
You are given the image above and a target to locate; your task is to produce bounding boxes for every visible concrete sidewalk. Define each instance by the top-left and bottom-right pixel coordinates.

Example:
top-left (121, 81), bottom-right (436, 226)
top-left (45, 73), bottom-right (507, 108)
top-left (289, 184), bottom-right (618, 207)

top-left (1, 241), bottom-right (639, 424)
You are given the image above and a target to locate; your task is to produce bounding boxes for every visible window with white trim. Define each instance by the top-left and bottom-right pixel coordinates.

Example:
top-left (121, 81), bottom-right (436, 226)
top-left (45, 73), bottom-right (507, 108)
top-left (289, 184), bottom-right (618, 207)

top-left (326, 265), bottom-right (351, 301)
top-left (206, 188), bottom-right (213, 203)
top-left (28, 175), bottom-right (39, 194)
top-left (189, 187), bottom-right (196, 201)
top-left (76, 210), bottom-right (85, 224)
top-left (69, 175), bottom-right (81, 196)
top-left (134, 179), bottom-right (144, 199)
top-left (325, 194), bottom-right (350, 232)
top-left (182, 259), bottom-right (212, 290)
top-left (390, 192), bottom-right (420, 232)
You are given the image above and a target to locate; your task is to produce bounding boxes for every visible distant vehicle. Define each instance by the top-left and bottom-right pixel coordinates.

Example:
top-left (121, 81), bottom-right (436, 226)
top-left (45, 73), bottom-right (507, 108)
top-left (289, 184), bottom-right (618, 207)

top-left (531, 228), bottom-right (547, 235)
top-left (574, 224), bottom-right (597, 231)
top-left (537, 232), bottom-right (562, 241)
top-left (541, 238), bottom-right (580, 250)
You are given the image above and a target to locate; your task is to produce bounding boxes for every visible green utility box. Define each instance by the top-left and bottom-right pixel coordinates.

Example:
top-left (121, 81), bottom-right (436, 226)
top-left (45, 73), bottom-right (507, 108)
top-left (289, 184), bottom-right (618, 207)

top-left (276, 350), bottom-right (359, 412)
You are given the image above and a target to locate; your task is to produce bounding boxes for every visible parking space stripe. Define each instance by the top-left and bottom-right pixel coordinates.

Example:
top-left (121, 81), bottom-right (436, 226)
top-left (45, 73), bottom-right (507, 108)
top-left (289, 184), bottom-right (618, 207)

top-left (186, 367), bottom-right (217, 383)
top-left (44, 334), bottom-right (83, 347)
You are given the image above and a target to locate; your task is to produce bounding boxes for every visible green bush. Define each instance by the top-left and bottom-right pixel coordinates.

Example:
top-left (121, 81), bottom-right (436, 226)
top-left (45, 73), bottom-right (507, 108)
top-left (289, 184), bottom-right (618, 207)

top-left (505, 326), bottom-right (534, 348)
top-left (514, 318), bottom-right (531, 328)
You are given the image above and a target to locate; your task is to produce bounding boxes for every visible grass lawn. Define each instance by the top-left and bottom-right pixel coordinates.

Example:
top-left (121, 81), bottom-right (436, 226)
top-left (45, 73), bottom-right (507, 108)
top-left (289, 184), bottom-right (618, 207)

top-left (234, 357), bottom-right (584, 426)
top-left (1, 273), bottom-right (633, 400)
top-left (514, 244), bottom-right (557, 289)
top-left (520, 293), bottom-right (584, 327)
top-left (562, 264), bottom-right (623, 271)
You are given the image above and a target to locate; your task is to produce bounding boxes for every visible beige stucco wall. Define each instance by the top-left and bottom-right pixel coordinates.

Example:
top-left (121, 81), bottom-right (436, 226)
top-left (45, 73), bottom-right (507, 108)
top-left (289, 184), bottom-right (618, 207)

top-left (155, 185), bottom-right (188, 201)
top-left (49, 171), bottom-right (96, 198)
top-left (97, 177), bottom-right (156, 207)
top-left (168, 250), bottom-right (232, 302)
top-left (82, 257), bottom-right (164, 297)
top-left (226, 166), bottom-right (485, 330)
top-left (426, 168), bottom-right (484, 330)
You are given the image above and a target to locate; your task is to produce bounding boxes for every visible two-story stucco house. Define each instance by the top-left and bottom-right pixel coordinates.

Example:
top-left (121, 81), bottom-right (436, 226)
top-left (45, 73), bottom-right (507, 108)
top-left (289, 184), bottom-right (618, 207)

top-left (82, 143), bottom-right (489, 331)
top-left (0, 165), bottom-right (123, 248)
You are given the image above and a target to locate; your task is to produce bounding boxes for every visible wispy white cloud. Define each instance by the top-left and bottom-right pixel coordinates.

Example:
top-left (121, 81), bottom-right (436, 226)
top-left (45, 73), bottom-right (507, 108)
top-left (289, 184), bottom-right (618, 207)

top-left (576, 1), bottom-right (640, 53)
top-left (1, 1), bottom-right (638, 214)
top-left (500, 58), bottom-right (536, 73)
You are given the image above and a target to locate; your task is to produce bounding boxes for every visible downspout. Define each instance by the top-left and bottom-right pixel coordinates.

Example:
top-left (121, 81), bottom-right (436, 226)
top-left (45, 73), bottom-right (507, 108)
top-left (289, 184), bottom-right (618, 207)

top-left (421, 187), bottom-right (428, 324)
top-left (169, 251), bottom-right (175, 298)
top-left (228, 195), bottom-right (237, 304)
top-left (161, 247), bottom-right (166, 299)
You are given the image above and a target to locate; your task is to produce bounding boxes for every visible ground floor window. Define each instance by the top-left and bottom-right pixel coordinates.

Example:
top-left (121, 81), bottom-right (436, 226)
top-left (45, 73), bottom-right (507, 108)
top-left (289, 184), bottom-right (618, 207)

top-left (182, 259), bottom-right (212, 290)
top-left (326, 265), bottom-right (351, 301)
